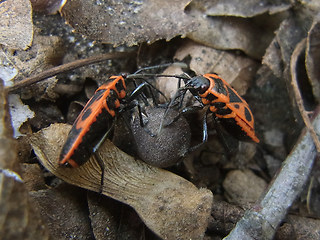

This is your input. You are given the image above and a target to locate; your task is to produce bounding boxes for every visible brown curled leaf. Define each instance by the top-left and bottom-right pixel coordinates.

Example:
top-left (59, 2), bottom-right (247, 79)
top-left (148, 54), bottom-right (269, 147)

top-left (60, 0), bottom-right (196, 46)
top-left (0, 0), bottom-right (33, 50)
top-left (29, 123), bottom-right (213, 240)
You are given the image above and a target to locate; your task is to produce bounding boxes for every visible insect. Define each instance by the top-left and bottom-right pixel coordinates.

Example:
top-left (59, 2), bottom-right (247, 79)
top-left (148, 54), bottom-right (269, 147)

top-left (59, 63), bottom-right (183, 168)
top-left (158, 72), bottom-right (259, 144)
top-left (59, 75), bottom-right (127, 167)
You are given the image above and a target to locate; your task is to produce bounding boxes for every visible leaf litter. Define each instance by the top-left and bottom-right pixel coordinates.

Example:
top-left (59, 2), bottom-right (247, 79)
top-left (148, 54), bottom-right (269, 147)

top-left (2, 1), bottom-right (320, 239)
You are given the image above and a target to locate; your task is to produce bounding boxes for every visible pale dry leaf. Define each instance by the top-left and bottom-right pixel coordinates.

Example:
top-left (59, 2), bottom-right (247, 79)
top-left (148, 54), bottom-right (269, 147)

top-left (60, 0), bottom-right (196, 46)
top-left (186, 9), bottom-right (274, 59)
top-left (156, 65), bottom-right (185, 101)
top-left (2, 34), bottom-right (63, 101)
top-left (262, 38), bottom-right (283, 78)
top-left (0, 0), bottom-right (33, 50)
top-left (190, 0), bottom-right (291, 17)
top-left (275, 17), bottom-right (310, 69)
top-left (8, 94), bottom-right (35, 138)
top-left (30, 123), bottom-right (213, 240)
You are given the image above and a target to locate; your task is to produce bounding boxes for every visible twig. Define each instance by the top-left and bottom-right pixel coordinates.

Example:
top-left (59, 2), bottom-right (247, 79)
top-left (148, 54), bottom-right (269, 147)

top-left (224, 107), bottom-right (319, 239)
top-left (6, 51), bottom-right (135, 93)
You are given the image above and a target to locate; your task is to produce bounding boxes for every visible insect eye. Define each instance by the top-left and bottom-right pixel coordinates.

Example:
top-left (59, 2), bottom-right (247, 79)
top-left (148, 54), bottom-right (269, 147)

top-left (198, 85), bottom-right (208, 94)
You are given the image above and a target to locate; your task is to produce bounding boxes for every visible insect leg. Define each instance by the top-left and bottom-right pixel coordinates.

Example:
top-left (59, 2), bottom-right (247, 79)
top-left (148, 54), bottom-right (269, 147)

top-left (188, 108), bottom-right (209, 153)
top-left (130, 62), bottom-right (188, 75)
top-left (157, 88), bottom-right (186, 135)
top-left (212, 116), bottom-right (232, 158)
top-left (92, 153), bottom-right (105, 194)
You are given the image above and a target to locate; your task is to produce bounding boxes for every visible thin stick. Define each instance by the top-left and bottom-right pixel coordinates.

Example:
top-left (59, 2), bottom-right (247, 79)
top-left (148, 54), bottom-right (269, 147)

top-left (7, 51), bottom-right (135, 93)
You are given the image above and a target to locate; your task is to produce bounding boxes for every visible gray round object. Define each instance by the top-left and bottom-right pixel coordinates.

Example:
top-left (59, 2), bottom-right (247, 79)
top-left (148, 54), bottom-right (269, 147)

top-left (131, 107), bottom-right (191, 168)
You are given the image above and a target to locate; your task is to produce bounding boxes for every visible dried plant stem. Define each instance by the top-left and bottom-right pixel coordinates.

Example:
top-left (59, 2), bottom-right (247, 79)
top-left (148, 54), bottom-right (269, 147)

top-left (7, 51), bottom-right (134, 93)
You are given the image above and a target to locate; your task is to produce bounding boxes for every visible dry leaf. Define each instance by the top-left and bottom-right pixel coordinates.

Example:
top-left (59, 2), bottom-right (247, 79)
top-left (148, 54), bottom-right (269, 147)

top-left (60, 0), bottom-right (196, 46)
top-left (1, 34), bottom-right (63, 100)
top-left (262, 18), bottom-right (296, 78)
top-left (8, 94), bottom-right (35, 138)
top-left (262, 15), bottom-right (312, 120)
top-left (191, 0), bottom-right (291, 17)
top-left (306, 17), bottom-right (320, 102)
top-left (30, 123), bottom-right (213, 239)
top-left (0, 0), bottom-right (33, 50)
top-left (262, 37), bottom-right (283, 78)
top-left (263, 14), bottom-right (312, 82)
top-left (156, 65), bottom-right (186, 101)
top-left (186, 9), bottom-right (277, 59)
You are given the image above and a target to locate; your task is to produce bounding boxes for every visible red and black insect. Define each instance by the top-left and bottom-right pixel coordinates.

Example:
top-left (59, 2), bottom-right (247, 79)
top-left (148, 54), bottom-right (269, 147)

top-left (189, 73), bottom-right (259, 142)
top-left (59, 75), bottom-right (128, 167)
top-left (160, 73), bottom-right (259, 144)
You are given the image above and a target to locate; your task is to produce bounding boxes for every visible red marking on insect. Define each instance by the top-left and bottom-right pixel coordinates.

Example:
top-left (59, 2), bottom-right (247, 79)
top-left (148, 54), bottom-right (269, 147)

top-left (59, 75), bottom-right (127, 167)
top-left (184, 73), bottom-right (259, 143)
